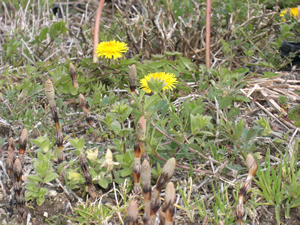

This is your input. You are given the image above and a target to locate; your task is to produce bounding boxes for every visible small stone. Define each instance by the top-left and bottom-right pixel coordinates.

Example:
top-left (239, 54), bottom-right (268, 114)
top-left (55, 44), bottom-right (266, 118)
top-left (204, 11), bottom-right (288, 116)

top-left (47, 190), bottom-right (57, 197)
top-left (43, 212), bottom-right (48, 218)
top-left (0, 208), bottom-right (6, 214)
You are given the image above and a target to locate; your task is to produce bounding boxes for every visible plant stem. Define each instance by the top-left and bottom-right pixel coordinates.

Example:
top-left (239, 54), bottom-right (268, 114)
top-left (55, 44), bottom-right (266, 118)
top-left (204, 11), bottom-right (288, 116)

top-left (93, 0), bottom-right (105, 63)
top-left (0, 94), bottom-right (13, 117)
top-left (206, 0), bottom-right (211, 68)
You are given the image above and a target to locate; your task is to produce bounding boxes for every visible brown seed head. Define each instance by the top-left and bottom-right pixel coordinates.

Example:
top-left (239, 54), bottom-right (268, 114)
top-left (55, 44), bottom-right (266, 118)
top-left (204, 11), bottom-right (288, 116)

top-left (165, 182), bottom-right (175, 204)
top-left (6, 156), bottom-right (13, 178)
top-left (162, 158), bottom-right (176, 180)
top-left (45, 79), bottom-right (56, 108)
top-left (8, 137), bottom-right (15, 150)
top-left (128, 200), bottom-right (139, 220)
top-left (45, 79), bottom-right (54, 100)
top-left (79, 94), bottom-right (90, 115)
top-left (13, 158), bottom-right (22, 178)
top-left (69, 63), bottom-right (78, 89)
top-left (69, 63), bottom-right (76, 75)
top-left (7, 146), bottom-right (15, 159)
top-left (129, 64), bottom-right (137, 93)
top-left (136, 116), bottom-right (146, 141)
top-left (141, 159), bottom-right (151, 183)
top-left (246, 153), bottom-right (257, 177)
top-left (20, 128), bottom-right (28, 146)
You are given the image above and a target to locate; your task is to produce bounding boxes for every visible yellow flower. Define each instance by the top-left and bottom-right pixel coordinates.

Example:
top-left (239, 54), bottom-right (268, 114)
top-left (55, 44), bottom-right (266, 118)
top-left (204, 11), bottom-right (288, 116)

top-left (95, 40), bottom-right (128, 59)
top-left (280, 7), bottom-right (299, 21)
top-left (140, 72), bottom-right (178, 93)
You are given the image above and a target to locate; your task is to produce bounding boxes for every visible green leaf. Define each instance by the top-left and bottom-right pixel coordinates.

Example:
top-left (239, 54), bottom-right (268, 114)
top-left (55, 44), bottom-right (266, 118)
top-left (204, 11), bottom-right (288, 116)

top-left (28, 175), bottom-right (44, 183)
top-left (227, 108), bottom-right (240, 119)
top-left (144, 94), bottom-right (161, 111)
top-left (288, 105), bottom-right (300, 122)
top-left (262, 72), bottom-right (279, 78)
top-left (152, 54), bottom-right (165, 60)
top-left (36, 195), bottom-right (45, 206)
top-left (178, 56), bottom-right (196, 70)
top-left (120, 168), bottom-right (132, 177)
top-left (39, 187), bottom-right (48, 195)
top-left (68, 138), bottom-right (85, 151)
top-left (68, 172), bottom-right (85, 183)
top-left (233, 119), bottom-right (245, 141)
top-left (160, 104), bottom-right (169, 120)
top-left (190, 114), bottom-right (212, 134)
top-left (98, 178), bottom-right (110, 189)
top-left (191, 105), bottom-right (205, 115)
top-left (232, 95), bottom-right (250, 102)
top-left (25, 183), bottom-right (39, 192)
top-left (110, 121), bottom-right (121, 135)
top-left (43, 173), bottom-right (59, 183)
top-left (219, 97), bottom-right (232, 109)
top-left (114, 177), bottom-right (125, 184)
top-left (118, 58), bottom-right (138, 66)
top-left (165, 51), bottom-right (182, 56)
top-left (156, 99), bottom-right (168, 110)
top-left (25, 191), bottom-right (39, 200)
top-left (255, 117), bottom-right (271, 136)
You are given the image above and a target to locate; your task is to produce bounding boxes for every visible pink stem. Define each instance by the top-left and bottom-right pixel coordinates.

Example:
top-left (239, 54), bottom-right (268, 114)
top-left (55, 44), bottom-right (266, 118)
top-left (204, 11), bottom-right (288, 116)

top-left (206, 0), bottom-right (211, 68)
top-left (0, 95), bottom-right (13, 117)
top-left (93, 0), bottom-right (106, 63)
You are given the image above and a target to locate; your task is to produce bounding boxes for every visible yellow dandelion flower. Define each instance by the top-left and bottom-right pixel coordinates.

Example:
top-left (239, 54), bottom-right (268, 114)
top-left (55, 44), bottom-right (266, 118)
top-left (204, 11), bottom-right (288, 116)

top-left (95, 40), bottom-right (129, 59)
top-left (280, 7), bottom-right (299, 21)
top-left (140, 72), bottom-right (178, 93)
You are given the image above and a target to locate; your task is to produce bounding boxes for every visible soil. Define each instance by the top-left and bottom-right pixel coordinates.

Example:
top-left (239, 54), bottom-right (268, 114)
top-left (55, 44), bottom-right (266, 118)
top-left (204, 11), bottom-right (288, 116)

top-left (259, 207), bottom-right (300, 225)
top-left (0, 191), bottom-right (75, 225)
